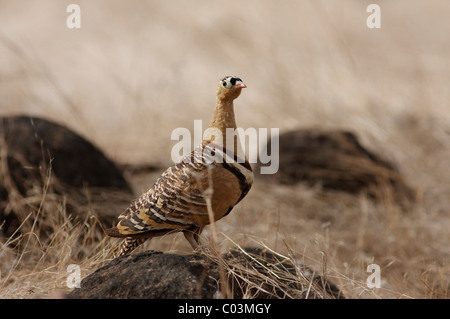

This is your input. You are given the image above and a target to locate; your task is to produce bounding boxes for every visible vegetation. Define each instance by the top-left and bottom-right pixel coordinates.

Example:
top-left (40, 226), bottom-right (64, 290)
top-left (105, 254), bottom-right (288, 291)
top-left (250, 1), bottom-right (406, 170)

top-left (0, 1), bottom-right (448, 298)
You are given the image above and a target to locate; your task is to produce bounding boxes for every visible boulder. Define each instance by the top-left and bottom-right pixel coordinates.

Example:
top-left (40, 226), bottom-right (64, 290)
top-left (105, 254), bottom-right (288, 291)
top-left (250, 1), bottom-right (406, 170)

top-left (256, 129), bottom-right (415, 204)
top-left (69, 248), bottom-right (344, 299)
top-left (0, 115), bottom-right (131, 191)
top-left (0, 115), bottom-right (132, 239)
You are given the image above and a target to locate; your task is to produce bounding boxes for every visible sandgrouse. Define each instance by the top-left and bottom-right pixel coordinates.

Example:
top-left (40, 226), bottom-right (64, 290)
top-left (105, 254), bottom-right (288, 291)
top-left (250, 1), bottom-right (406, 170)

top-left (105, 76), bottom-right (253, 256)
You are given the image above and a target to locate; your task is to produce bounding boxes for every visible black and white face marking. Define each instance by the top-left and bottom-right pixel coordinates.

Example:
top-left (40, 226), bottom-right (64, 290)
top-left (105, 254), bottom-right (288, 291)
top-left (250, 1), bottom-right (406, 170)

top-left (221, 76), bottom-right (244, 89)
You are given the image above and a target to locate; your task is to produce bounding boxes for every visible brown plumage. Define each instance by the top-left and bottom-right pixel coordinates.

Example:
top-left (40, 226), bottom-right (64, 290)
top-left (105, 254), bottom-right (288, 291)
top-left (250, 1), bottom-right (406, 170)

top-left (105, 76), bottom-right (253, 256)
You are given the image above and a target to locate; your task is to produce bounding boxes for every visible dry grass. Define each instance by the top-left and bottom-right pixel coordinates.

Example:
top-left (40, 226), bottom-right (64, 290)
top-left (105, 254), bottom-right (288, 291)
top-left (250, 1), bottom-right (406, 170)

top-left (1, 0), bottom-right (449, 298)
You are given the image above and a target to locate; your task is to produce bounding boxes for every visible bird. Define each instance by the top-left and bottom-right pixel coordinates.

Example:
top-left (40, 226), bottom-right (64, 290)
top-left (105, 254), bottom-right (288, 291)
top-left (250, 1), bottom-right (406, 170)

top-left (105, 76), bottom-right (253, 256)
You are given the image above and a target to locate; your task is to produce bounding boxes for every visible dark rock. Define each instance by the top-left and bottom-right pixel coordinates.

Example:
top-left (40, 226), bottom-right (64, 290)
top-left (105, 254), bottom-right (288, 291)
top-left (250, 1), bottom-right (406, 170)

top-left (0, 115), bottom-right (132, 239)
top-left (256, 129), bottom-right (415, 204)
top-left (69, 248), bottom-right (344, 299)
top-left (69, 251), bottom-right (220, 299)
top-left (224, 247), bottom-right (344, 299)
top-left (0, 116), bottom-right (131, 191)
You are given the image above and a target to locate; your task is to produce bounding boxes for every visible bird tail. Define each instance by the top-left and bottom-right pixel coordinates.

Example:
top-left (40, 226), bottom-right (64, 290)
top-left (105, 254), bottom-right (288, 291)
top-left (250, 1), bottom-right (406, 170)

top-left (118, 237), bottom-right (147, 257)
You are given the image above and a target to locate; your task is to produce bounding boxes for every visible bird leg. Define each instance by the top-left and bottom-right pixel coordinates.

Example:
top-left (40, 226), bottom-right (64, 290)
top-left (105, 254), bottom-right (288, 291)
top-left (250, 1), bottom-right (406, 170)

top-left (183, 227), bottom-right (203, 250)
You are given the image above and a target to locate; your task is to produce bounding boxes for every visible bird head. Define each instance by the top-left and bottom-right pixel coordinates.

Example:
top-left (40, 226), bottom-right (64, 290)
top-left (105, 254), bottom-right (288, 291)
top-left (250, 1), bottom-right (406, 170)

top-left (217, 76), bottom-right (246, 101)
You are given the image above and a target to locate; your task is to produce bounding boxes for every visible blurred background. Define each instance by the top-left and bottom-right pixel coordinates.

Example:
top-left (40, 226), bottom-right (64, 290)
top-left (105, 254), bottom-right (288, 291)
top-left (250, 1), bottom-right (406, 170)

top-left (1, 1), bottom-right (449, 168)
top-left (0, 0), bottom-right (449, 298)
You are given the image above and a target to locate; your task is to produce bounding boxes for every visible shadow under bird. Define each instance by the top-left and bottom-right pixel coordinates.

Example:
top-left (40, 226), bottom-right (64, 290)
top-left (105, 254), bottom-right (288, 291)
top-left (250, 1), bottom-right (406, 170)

top-left (105, 76), bottom-right (253, 256)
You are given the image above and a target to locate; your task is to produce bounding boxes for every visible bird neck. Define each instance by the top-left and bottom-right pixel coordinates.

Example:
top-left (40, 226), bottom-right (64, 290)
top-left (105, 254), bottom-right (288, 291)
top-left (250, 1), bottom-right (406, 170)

top-left (206, 98), bottom-right (238, 153)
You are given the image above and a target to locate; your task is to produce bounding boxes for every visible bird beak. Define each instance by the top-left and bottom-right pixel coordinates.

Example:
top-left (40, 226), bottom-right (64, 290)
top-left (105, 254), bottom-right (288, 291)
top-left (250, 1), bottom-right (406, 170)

top-left (236, 81), bottom-right (247, 89)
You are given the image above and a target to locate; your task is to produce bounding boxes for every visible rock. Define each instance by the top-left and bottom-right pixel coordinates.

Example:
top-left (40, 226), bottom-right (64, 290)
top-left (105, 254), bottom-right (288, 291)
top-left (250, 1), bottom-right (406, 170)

top-left (224, 247), bottom-right (343, 299)
top-left (69, 251), bottom-right (219, 299)
top-left (0, 115), bottom-right (132, 239)
top-left (69, 248), bottom-right (344, 299)
top-left (0, 116), bottom-right (131, 191)
top-left (256, 129), bottom-right (415, 204)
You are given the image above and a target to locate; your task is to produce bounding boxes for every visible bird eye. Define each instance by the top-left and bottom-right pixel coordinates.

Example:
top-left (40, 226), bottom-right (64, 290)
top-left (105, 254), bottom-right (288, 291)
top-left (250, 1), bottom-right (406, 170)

top-left (222, 79), bottom-right (233, 89)
top-left (222, 78), bottom-right (234, 89)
